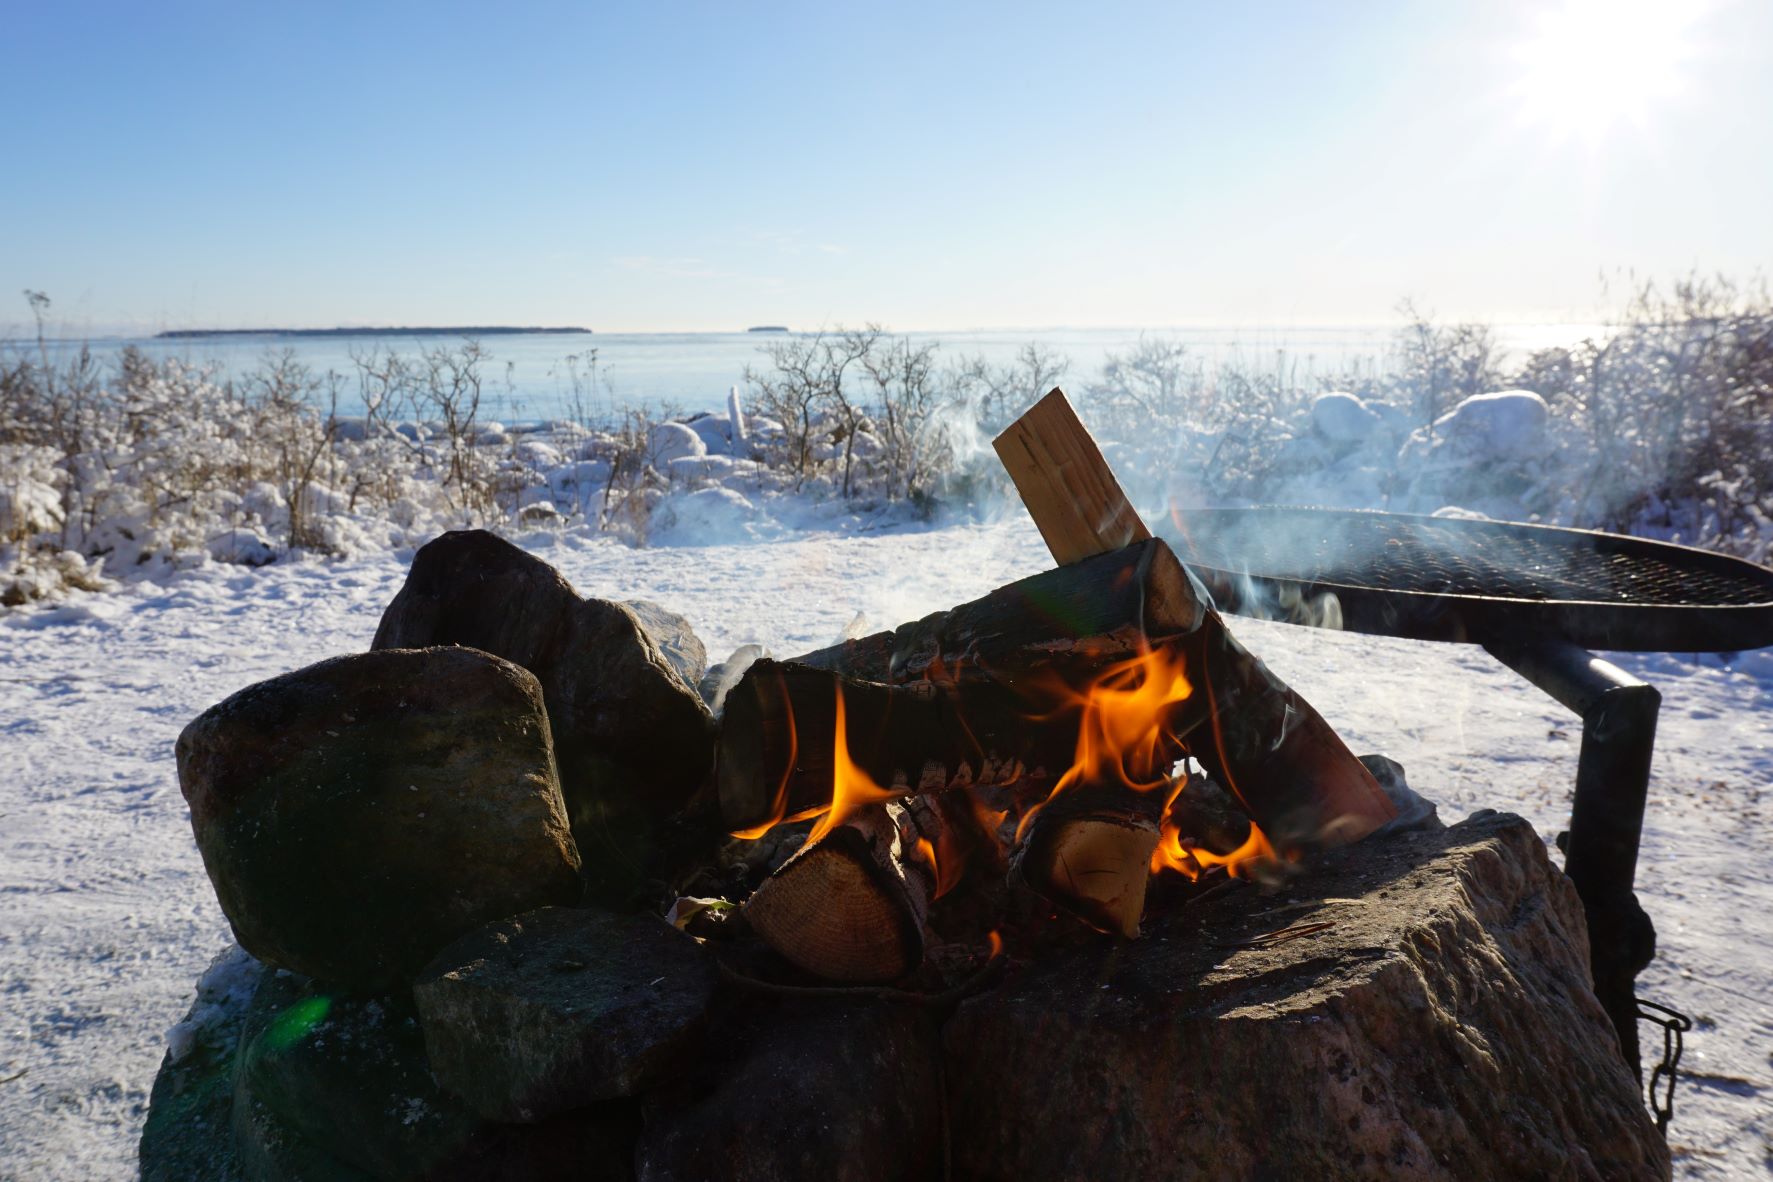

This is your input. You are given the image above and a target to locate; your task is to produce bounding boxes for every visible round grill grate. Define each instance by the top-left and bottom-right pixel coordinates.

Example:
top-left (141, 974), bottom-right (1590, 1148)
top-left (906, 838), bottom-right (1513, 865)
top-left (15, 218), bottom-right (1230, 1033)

top-left (1167, 508), bottom-right (1773, 652)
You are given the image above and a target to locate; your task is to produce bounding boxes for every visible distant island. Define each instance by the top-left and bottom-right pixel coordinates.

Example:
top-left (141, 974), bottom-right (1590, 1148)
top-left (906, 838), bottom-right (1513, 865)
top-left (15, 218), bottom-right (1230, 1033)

top-left (154, 326), bottom-right (591, 340)
top-left (746, 325), bottom-right (790, 333)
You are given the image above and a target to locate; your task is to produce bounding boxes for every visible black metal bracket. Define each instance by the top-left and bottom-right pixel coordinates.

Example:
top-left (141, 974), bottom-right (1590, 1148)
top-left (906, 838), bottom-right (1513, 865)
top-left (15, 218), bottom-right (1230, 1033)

top-left (1483, 638), bottom-right (1660, 1079)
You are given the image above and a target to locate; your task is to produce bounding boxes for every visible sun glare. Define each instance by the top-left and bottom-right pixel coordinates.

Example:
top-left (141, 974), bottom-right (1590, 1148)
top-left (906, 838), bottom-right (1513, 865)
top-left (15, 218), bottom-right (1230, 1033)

top-left (1510, 0), bottom-right (1702, 143)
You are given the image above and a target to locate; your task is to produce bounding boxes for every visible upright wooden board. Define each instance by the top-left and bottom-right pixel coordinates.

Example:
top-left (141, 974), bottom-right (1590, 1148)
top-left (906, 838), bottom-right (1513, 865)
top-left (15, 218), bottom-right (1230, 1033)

top-left (992, 389), bottom-right (1152, 565)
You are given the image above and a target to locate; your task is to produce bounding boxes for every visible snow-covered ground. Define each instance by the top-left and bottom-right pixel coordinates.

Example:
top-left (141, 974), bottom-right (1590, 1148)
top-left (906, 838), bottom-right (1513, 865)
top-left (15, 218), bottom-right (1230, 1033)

top-left (1, 517), bottom-right (1769, 1180)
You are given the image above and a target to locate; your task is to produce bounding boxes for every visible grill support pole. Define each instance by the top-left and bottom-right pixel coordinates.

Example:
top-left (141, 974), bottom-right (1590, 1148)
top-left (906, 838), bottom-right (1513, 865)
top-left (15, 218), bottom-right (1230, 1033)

top-left (1483, 638), bottom-right (1660, 1078)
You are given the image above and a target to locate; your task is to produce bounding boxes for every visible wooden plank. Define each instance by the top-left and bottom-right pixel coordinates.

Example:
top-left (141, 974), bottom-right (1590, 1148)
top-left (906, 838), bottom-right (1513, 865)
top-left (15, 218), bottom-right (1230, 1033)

top-left (992, 388), bottom-right (1151, 565)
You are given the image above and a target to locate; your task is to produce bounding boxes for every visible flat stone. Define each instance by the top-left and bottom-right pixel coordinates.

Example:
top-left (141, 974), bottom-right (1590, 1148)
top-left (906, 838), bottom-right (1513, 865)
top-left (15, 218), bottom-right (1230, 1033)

top-left (414, 907), bottom-right (714, 1123)
top-left (176, 647), bottom-right (581, 988)
top-left (943, 813), bottom-right (1670, 1182)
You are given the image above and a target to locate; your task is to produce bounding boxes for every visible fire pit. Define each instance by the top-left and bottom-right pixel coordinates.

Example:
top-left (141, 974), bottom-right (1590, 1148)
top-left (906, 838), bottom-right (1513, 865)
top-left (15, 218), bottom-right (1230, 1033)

top-left (1170, 505), bottom-right (1773, 1081)
top-left (140, 391), bottom-right (1676, 1182)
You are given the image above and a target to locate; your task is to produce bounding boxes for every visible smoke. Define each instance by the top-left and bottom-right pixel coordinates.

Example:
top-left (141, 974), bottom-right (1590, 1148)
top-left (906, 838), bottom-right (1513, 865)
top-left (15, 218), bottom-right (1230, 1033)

top-left (1163, 504), bottom-right (1347, 632)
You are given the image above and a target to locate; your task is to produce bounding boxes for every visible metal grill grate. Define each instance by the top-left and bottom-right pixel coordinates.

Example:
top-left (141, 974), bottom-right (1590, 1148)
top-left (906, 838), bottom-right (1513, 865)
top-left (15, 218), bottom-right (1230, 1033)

top-left (1174, 513), bottom-right (1771, 607)
top-left (1167, 508), bottom-right (1773, 652)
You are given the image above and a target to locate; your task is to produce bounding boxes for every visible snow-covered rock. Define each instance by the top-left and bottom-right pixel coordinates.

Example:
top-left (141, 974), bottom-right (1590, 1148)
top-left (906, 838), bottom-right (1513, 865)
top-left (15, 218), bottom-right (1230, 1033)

top-left (514, 440), bottom-right (563, 470)
top-left (1419, 390), bottom-right (1550, 461)
top-left (668, 455), bottom-right (736, 485)
top-left (547, 460), bottom-right (613, 510)
top-left (1310, 392), bottom-right (1382, 445)
top-left (648, 422), bottom-right (706, 466)
top-left (516, 500), bottom-right (561, 525)
top-left (206, 528), bottom-right (278, 567)
top-left (688, 415), bottom-right (734, 456)
top-left (651, 487), bottom-right (760, 546)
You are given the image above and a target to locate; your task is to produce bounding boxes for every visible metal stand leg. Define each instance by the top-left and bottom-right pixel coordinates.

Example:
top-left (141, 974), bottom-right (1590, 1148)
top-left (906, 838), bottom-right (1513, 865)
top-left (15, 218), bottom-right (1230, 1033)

top-left (1483, 638), bottom-right (1660, 1079)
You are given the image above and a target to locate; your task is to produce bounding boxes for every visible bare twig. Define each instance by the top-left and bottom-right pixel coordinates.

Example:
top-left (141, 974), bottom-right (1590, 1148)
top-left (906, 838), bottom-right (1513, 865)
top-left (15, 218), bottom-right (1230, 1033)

top-left (1214, 920), bottom-right (1336, 950)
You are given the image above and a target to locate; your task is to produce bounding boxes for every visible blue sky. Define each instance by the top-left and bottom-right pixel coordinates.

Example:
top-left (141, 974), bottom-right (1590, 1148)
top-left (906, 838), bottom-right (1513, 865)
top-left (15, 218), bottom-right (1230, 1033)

top-left (5, 0), bottom-right (1769, 334)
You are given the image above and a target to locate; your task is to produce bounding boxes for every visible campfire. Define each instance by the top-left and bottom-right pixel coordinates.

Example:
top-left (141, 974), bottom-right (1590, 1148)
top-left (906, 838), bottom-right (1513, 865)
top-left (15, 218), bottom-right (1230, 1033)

top-left (727, 391), bottom-right (1394, 981)
top-left (143, 391), bottom-right (1671, 1182)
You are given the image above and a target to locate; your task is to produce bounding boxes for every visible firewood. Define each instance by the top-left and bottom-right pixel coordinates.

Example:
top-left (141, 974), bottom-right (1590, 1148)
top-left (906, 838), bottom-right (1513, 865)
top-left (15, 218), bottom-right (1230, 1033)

top-left (793, 536), bottom-right (1204, 686)
top-left (716, 659), bottom-right (1071, 835)
top-left (993, 388), bottom-right (1152, 564)
top-left (1009, 785), bottom-right (1165, 939)
top-left (992, 389), bottom-right (1396, 852)
top-left (989, 389), bottom-right (1395, 935)
top-left (1173, 612), bottom-right (1399, 849)
top-left (741, 802), bottom-right (932, 983)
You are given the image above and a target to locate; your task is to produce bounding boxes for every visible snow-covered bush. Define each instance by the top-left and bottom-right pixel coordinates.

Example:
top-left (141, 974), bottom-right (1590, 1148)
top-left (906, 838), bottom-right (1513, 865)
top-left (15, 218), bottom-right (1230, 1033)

top-left (4, 275), bottom-right (1768, 608)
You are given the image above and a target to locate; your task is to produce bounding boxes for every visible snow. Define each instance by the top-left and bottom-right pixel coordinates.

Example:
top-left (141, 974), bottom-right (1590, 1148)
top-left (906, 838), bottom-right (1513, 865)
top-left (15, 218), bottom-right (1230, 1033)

top-left (1412, 389), bottom-right (1552, 462)
top-left (1310, 391), bottom-right (1383, 445)
top-left (646, 421), bottom-right (706, 465)
top-left (686, 414), bottom-right (734, 457)
top-left (2, 517), bottom-right (1770, 1179)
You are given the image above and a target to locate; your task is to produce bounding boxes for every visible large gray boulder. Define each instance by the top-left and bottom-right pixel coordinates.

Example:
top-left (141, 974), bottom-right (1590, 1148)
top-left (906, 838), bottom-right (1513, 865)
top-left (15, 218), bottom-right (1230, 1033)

top-left (141, 949), bottom-right (639, 1182)
top-left (942, 812), bottom-right (1670, 1181)
top-left (636, 1000), bottom-right (943, 1182)
top-left (414, 906), bottom-right (715, 1124)
top-left (372, 530), bottom-right (716, 905)
top-left (234, 986), bottom-right (485, 1179)
top-left (176, 647), bottom-right (582, 988)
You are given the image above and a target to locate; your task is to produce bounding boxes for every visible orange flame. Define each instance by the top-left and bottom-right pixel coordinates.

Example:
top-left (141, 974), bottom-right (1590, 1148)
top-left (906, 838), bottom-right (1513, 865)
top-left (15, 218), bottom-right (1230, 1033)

top-left (805, 682), bottom-right (905, 848)
top-left (1149, 775), bottom-right (1278, 880)
top-left (1019, 641), bottom-right (1194, 840)
top-left (731, 673), bottom-right (832, 839)
top-left (965, 786), bottom-right (1010, 840)
top-left (915, 831), bottom-right (967, 900)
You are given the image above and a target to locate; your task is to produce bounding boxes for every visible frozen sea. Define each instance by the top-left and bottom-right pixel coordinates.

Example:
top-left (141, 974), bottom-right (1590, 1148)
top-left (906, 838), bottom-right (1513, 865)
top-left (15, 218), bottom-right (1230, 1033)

top-left (12, 323), bottom-right (1609, 420)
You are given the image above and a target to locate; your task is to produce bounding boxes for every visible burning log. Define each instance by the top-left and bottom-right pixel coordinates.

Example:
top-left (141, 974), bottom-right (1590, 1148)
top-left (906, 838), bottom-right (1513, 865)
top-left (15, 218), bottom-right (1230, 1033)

top-left (720, 537), bottom-right (1209, 835)
top-left (716, 659), bottom-right (1069, 835)
top-left (793, 535), bottom-right (1204, 686)
top-left (741, 801), bottom-right (934, 982)
top-left (993, 389), bottom-right (1396, 931)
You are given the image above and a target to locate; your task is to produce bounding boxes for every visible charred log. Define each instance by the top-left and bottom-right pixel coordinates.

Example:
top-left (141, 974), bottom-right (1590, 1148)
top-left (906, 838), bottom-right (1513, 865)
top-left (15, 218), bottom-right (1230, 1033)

top-left (715, 660), bottom-right (1071, 835)
top-left (793, 536), bottom-right (1204, 687)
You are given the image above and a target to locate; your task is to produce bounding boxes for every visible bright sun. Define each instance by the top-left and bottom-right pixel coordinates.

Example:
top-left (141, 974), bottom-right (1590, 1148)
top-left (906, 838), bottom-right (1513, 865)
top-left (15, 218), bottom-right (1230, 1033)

top-left (1511, 0), bottom-right (1702, 143)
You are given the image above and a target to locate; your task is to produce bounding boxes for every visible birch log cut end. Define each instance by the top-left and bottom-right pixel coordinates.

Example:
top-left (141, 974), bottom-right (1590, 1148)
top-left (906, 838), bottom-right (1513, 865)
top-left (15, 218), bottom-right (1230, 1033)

top-left (1013, 807), bottom-right (1161, 940)
top-left (742, 806), bottom-right (929, 982)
